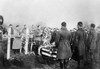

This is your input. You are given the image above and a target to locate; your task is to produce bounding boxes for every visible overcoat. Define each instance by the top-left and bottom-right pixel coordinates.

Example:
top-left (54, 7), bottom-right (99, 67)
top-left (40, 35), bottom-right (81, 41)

top-left (0, 26), bottom-right (5, 60)
top-left (97, 32), bottom-right (100, 53)
top-left (95, 32), bottom-right (100, 60)
top-left (75, 28), bottom-right (86, 56)
top-left (56, 27), bottom-right (72, 59)
top-left (88, 29), bottom-right (97, 52)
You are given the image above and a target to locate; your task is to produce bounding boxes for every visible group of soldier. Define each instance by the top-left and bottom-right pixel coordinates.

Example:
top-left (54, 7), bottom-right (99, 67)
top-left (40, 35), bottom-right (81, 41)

top-left (51, 21), bottom-right (100, 69)
top-left (5, 24), bottom-right (53, 54)
top-left (0, 20), bottom-right (57, 54)
top-left (70, 22), bottom-right (100, 69)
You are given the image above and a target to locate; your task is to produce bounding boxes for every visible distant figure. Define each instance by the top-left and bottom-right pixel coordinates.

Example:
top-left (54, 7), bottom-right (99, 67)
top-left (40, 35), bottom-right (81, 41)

top-left (70, 28), bottom-right (78, 61)
top-left (30, 25), bottom-right (35, 35)
top-left (0, 15), bottom-right (5, 66)
top-left (12, 25), bottom-right (22, 54)
top-left (75, 21), bottom-right (87, 69)
top-left (96, 26), bottom-right (100, 63)
top-left (21, 25), bottom-right (27, 35)
top-left (88, 23), bottom-right (97, 68)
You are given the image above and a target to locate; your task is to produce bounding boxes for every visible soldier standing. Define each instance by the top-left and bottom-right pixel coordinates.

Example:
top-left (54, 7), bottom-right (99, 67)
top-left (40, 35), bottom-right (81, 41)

top-left (12, 25), bottom-right (22, 54)
top-left (21, 25), bottom-right (27, 53)
top-left (56, 22), bottom-right (72, 69)
top-left (96, 26), bottom-right (100, 66)
top-left (88, 23), bottom-right (97, 69)
top-left (75, 21), bottom-right (87, 69)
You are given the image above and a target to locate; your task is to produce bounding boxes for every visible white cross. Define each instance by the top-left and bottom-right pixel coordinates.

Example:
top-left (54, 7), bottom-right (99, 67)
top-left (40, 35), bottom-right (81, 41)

top-left (24, 27), bottom-right (29, 54)
top-left (3, 28), bottom-right (20, 59)
top-left (6, 27), bottom-right (11, 60)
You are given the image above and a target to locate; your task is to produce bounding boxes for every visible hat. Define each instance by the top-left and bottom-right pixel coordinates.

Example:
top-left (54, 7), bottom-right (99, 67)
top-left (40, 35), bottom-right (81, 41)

top-left (61, 21), bottom-right (66, 27)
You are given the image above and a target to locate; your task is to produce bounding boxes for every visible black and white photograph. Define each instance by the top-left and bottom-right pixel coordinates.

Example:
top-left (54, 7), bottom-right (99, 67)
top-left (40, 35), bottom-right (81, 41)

top-left (0, 0), bottom-right (100, 69)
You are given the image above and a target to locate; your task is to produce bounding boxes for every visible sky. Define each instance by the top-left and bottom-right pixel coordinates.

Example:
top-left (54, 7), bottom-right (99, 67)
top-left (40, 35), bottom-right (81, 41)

top-left (0, 0), bottom-right (100, 29)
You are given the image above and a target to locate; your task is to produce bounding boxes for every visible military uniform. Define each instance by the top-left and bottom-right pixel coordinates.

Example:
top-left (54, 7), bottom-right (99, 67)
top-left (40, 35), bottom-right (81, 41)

top-left (55, 27), bottom-right (72, 69)
top-left (75, 28), bottom-right (87, 69)
top-left (57, 27), bottom-right (72, 59)
top-left (70, 31), bottom-right (79, 61)
top-left (0, 25), bottom-right (4, 54)
top-left (87, 29), bottom-right (97, 68)
top-left (95, 32), bottom-right (100, 63)
top-left (0, 25), bottom-right (5, 66)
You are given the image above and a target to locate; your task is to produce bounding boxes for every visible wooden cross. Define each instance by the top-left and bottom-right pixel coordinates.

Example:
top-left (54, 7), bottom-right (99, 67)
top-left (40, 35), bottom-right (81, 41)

top-left (6, 27), bottom-right (11, 59)
top-left (24, 27), bottom-right (29, 54)
top-left (3, 28), bottom-right (15, 60)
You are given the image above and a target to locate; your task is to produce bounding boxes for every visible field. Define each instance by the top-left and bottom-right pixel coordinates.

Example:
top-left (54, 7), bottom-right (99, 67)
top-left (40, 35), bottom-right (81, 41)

top-left (0, 40), bottom-right (100, 69)
top-left (0, 52), bottom-right (79, 69)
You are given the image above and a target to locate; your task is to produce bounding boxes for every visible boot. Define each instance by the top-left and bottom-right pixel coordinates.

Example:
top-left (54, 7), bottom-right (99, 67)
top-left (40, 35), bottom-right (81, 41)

top-left (80, 60), bottom-right (84, 69)
top-left (60, 61), bottom-right (63, 69)
top-left (64, 59), bottom-right (69, 68)
top-left (77, 59), bottom-right (80, 69)
top-left (60, 60), bottom-right (64, 69)
top-left (62, 61), bottom-right (65, 69)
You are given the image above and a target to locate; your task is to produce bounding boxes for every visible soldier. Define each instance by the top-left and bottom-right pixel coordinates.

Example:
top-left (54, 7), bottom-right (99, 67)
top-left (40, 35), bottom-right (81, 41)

top-left (22, 25), bottom-right (27, 35)
top-left (0, 15), bottom-right (4, 66)
top-left (33, 25), bottom-right (43, 55)
top-left (29, 25), bottom-right (35, 52)
top-left (70, 28), bottom-right (79, 61)
top-left (21, 25), bottom-right (27, 53)
top-left (75, 21), bottom-right (87, 69)
top-left (30, 25), bottom-right (35, 35)
top-left (88, 23), bottom-right (97, 68)
top-left (12, 25), bottom-right (22, 54)
top-left (55, 22), bottom-right (72, 69)
top-left (96, 26), bottom-right (100, 64)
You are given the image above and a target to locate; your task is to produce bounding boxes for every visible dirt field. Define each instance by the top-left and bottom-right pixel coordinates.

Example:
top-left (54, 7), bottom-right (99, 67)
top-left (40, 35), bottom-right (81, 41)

top-left (0, 53), bottom-right (78, 69)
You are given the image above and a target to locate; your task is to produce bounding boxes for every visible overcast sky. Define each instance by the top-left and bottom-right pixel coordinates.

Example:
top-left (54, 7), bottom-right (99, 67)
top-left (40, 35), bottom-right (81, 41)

top-left (0, 0), bottom-right (100, 29)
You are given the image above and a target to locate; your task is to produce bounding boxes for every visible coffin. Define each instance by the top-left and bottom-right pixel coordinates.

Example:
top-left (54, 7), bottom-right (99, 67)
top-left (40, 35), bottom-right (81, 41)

top-left (38, 44), bottom-right (57, 59)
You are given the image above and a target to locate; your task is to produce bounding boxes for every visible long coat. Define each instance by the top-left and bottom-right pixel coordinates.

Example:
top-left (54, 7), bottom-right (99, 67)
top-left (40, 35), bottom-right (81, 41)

top-left (95, 32), bottom-right (100, 60)
top-left (75, 28), bottom-right (87, 56)
top-left (97, 32), bottom-right (100, 53)
top-left (56, 27), bottom-right (72, 59)
top-left (88, 29), bottom-right (97, 52)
